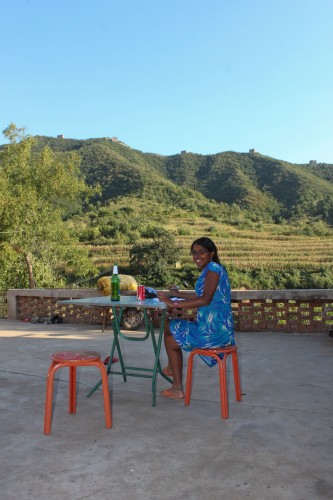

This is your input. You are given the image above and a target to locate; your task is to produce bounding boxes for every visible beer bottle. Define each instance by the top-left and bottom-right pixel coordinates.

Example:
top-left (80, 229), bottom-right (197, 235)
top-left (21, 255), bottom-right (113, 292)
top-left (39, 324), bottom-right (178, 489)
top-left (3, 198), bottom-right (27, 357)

top-left (111, 264), bottom-right (120, 301)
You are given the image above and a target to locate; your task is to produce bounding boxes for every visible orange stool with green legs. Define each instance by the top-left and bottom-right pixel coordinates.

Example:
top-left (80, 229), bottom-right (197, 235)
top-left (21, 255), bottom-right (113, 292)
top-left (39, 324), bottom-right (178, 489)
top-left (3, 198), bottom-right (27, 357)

top-left (185, 345), bottom-right (242, 419)
top-left (44, 350), bottom-right (112, 434)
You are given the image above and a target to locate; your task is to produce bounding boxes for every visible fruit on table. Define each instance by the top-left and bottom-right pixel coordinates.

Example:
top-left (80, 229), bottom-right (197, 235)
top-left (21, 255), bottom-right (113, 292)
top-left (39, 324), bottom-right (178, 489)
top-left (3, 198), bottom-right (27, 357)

top-left (97, 275), bottom-right (138, 296)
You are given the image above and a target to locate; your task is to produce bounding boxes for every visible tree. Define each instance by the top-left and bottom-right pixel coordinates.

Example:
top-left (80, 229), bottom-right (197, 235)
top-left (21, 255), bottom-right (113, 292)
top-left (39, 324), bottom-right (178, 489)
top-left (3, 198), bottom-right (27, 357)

top-left (129, 229), bottom-right (182, 287)
top-left (0, 123), bottom-right (96, 289)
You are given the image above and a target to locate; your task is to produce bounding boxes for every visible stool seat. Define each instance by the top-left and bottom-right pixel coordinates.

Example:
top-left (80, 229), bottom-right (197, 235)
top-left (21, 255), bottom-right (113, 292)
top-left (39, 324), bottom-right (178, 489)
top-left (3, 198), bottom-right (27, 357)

top-left (44, 349), bottom-right (112, 434)
top-left (52, 350), bottom-right (101, 363)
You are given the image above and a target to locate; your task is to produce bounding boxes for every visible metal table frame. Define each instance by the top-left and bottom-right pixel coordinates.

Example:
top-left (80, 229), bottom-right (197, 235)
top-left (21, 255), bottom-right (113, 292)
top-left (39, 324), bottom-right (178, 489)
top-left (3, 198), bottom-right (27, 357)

top-left (58, 296), bottom-right (172, 406)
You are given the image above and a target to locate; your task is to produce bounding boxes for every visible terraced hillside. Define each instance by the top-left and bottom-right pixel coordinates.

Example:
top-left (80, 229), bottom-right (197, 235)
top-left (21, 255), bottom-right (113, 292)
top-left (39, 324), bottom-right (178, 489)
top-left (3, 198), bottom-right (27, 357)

top-left (85, 219), bottom-right (333, 289)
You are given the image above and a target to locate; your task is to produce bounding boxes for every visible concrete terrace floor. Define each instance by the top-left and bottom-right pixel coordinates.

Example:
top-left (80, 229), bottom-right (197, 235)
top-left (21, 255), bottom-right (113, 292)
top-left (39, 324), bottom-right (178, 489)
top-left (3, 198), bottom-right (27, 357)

top-left (0, 319), bottom-right (332, 500)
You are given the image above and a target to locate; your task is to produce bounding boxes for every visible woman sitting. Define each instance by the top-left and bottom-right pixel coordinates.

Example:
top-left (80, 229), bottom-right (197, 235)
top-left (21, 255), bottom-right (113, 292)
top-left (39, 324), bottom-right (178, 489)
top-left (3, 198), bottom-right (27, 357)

top-left (157, 237), bottom-right (234, 400)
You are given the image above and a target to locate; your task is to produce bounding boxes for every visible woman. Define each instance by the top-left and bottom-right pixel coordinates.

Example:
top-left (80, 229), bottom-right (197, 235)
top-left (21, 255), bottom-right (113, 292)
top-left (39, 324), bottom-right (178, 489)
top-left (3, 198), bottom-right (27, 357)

top-left (157, 237), bottom-right (234, 400)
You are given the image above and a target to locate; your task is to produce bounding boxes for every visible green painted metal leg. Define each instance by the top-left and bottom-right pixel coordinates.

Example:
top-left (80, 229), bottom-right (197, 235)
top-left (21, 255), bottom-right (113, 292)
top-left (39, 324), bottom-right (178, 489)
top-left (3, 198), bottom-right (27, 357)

top-left (151, 310), bottom-right (166, 406)
top-left (86, 308), bottom-right (126, 398)
top-left (110, 313), bottom-right (127, 381)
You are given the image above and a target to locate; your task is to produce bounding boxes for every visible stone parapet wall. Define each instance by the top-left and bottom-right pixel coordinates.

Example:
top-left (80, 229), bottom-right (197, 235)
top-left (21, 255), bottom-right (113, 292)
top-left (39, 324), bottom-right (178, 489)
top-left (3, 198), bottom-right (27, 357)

top-left (7, 288), bottom-right (102, 324)
top-left (231, 290), bottom-right (333, 333)
top-left (6, 288), bottom-right (333, 333)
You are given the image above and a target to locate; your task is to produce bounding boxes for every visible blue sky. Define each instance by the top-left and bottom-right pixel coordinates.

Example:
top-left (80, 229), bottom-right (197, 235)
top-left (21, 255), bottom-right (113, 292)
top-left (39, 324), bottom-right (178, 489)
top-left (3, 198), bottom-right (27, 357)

top-left (1, 0), bottom-right (332, 164)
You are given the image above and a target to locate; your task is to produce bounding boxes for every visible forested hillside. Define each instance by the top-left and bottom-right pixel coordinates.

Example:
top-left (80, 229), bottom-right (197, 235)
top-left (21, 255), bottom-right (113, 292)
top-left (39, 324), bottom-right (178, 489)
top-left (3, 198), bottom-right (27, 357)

top-left (34, 136), bottom-right (333, 224)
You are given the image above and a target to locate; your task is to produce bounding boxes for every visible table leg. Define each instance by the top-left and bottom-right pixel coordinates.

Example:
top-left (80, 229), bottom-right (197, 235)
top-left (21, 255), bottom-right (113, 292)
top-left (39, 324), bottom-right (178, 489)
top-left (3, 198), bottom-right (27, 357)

top-left (150, 309), bottom-right (166, 406)
top-left (149, 320), bottom-right (171, 382)
top-left (109, 312), bottom-right (127, 380)
top-left (86, 308), bottom-right (126, 398)
top-left (87, 305), bottom-right (169, 405)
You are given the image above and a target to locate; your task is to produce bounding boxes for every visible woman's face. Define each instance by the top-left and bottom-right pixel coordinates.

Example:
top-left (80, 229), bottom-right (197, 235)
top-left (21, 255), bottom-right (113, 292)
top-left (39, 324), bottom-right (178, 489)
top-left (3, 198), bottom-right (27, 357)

top-left (191, 244), bottom-right (214, 269)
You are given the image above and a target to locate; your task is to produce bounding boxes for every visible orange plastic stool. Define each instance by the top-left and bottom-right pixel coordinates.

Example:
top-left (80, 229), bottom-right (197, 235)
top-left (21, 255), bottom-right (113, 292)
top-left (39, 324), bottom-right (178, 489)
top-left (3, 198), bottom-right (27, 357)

top-left (185, 345), bottom-right (242, 419)
top-left (44, 350), bottom-right (112, 434)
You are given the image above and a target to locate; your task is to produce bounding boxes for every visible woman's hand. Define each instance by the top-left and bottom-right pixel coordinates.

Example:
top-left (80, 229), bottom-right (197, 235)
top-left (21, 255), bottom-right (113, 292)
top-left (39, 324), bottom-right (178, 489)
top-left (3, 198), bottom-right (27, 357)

top-left (157, 291), bottom-right (174, 308)
top-left (168, 285), bottom-right (182, 298)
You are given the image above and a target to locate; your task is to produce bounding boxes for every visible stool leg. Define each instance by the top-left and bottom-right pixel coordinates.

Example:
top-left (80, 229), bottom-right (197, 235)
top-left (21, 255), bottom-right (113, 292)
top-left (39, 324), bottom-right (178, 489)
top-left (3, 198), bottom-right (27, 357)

top-left (185, 352), bottom-right (195, 406)
top-left (232, 351), bottom-right (242, 402)
top-left (69, 366), bottom-right (77, 414)
top-left (218, 357), bottom-right (228, 419)
top-left (94, 360), bottom-right (112, 428)
top-left (44, 362), bottom-right (59, 435)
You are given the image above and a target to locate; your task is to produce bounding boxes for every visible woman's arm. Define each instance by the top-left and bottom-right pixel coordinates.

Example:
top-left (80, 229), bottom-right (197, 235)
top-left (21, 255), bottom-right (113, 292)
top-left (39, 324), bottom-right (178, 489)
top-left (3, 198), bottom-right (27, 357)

top-left (157, 271), bottom-right (219, 309)
top-left (169, 289), bottom-right (197, 300)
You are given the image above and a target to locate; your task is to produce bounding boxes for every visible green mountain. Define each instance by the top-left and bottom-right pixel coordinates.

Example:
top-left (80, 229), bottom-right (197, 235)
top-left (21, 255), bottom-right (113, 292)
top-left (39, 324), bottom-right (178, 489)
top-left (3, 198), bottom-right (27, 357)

top-left (33, 136), bottom-right (333, 224)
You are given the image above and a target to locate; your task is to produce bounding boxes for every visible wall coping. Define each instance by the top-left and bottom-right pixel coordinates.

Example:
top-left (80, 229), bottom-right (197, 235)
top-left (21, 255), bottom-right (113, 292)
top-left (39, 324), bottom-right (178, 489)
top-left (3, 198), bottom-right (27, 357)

top-left (7, 287), bottom-right (333, 298)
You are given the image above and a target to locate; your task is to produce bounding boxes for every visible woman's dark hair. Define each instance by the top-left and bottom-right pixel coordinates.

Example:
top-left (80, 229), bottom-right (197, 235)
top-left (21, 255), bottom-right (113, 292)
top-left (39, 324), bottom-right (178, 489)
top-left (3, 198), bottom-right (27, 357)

top-left (191, 237), bottom-right (221, 264)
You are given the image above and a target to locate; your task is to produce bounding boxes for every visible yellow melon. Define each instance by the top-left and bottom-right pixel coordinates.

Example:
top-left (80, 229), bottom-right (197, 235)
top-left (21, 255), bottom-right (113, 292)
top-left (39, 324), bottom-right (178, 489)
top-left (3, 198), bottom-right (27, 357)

top-left (97, 275), bottom-right (138, 296)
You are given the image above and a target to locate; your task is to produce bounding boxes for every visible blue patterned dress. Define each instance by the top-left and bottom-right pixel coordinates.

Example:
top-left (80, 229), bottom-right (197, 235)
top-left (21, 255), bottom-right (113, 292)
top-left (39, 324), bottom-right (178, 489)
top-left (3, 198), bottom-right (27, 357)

top-left (170, 262), bottom-right (234, 365)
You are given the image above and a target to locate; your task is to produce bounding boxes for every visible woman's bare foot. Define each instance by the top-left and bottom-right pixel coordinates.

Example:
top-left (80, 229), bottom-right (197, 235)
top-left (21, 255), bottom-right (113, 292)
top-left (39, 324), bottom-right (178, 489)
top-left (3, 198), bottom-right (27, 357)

top-left (161, 386), bottom-right (184, 400)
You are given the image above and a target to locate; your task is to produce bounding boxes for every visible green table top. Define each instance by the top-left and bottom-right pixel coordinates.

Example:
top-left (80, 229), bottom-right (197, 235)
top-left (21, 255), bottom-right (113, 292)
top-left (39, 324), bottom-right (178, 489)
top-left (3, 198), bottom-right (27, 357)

top-left (58, 295), bottom-right (167, 310)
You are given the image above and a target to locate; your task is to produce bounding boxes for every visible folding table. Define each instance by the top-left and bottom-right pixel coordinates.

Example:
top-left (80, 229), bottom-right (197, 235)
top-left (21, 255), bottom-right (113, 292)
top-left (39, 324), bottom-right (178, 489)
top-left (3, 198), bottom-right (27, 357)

top-left (58, 295), bottom-right (172, 406)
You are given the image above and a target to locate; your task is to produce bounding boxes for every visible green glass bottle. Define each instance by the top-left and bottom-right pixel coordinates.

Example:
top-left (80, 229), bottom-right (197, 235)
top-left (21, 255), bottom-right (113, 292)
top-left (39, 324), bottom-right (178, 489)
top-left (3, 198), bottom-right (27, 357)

top-left (111, 264), bottom-right (120, 301)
